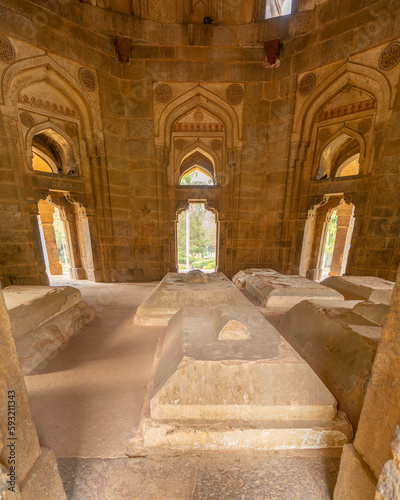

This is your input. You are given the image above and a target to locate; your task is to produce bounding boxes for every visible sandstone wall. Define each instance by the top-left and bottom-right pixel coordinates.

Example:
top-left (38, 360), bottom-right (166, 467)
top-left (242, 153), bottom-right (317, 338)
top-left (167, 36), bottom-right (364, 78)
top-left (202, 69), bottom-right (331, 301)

top-left (0, 0), bottom-right (399, 283)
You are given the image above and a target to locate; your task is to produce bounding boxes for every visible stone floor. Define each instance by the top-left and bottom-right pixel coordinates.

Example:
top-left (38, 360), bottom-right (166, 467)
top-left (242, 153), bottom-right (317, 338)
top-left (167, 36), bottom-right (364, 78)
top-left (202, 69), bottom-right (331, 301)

top-left (24, 276), bottom-right (342, 499)
top-left (57, 449), bottom-right (341, 499)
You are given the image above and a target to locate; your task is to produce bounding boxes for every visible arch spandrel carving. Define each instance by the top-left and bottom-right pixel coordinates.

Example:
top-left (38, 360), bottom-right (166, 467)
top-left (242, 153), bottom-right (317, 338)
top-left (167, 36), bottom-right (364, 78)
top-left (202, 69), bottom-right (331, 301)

top-left (293, 61), bottom-right (392, 143)
top-left (156, 85), bottom-right (242, 149)
top-left (1, 56), bottom-right (102, 144)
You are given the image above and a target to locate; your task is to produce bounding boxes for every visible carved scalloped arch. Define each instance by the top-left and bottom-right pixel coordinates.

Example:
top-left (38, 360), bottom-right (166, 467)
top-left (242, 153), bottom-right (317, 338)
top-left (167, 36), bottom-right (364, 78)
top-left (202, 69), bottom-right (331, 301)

top-left (1, 55), bottom-right (100, 138)
top-left (314, 126), bottom-right (366, 178)
top-left (156, 86), bottom-right (242, 149)
top-left (293, 61), bottom-right (392, 142)
top-left (25, 120), bottom-right (80, 173)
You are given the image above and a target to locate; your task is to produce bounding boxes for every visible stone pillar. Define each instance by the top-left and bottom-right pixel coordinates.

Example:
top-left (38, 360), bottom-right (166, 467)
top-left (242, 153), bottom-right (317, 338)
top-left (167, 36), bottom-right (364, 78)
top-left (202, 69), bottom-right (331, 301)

top-left (330, 203), bottom-right (354, 276)
top-left (79, 212), bottom-right (103, 282)
top-left (334, 266), bottom-right (400, 499)
top-left (59, 207), bottom-right (86, 280)
top-left (37, 202), bottom-right (63, 275)
top-left (0, 286), bottom-right (66, 498)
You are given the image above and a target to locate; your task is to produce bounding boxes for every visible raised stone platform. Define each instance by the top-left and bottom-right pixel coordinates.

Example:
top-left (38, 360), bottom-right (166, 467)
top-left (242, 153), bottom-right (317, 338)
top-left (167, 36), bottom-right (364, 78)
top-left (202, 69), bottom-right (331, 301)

top-left (133, 271), bottom-right (251, 326)
top-left (244, 273), bottom-right (344, 309)
top-left (3, 285), bottom-right (95, 375)
top-left (321, 276), bottom-right (395, 304)
top-left (280, 299), bottom-right (382, 429)
top-left (131, 305), bottom-right (352, 452)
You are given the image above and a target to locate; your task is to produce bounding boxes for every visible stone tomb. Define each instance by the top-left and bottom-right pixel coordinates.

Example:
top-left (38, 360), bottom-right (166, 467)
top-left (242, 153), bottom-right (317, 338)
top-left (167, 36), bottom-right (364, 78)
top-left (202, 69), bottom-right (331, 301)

top-left (133, 270), bottom-right (251, 326)
top-left (3, 285), bottom-right (95, 374)
top-left (242, 271), bottom-right (344, 309)
top-left (231, 268), bottom-right (281, 288)
top-left (321, 276), bottom-right (395, 304)
top-left (280, 299), bottom-right (382, 429)
top-left (130, 304), bottom-right (352, 452)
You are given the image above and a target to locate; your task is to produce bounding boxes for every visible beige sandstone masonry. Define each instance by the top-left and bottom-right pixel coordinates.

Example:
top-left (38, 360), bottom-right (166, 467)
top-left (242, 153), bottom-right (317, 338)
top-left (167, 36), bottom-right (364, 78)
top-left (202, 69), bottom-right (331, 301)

top-left (280, 299), bottom-right (381, 429)
top-left (321, 276), bottom-right (395, 304)
top-left (134, 270), bottom-right (251, 326)
top-left (3, 285), bottom-right (95, 375)
top-left (334, 267), bottom-right (400, 499)
top-left (237, 269), bottom-right (344, 308)
top-left (0, 286), bottom-right (66, 499)
top-left (0, 1), bottom-right (399, 285)
top-left (130, 304), bottom-right (352, 452)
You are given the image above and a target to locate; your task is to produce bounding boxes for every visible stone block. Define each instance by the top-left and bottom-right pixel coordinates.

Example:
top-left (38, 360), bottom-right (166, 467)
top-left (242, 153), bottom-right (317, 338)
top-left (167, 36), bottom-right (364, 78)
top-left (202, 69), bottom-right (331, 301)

top-left (333, 444), bottom-right (376, 499)
top-left (321, 276), bottom-right (395, 304)
top-left (19, 448), bottom-right (66, 500)
top-left (352, 301), bottom-right (389, 326)
top-left (134, 272), bottom-right (254, 326)
top-left (232, 268), bottom-right (281, 288)
top-left (3, 286), bottom-right (95, 375)
top-left (133, 305), bottom-right (352, 451)
top-left (245, 273), bottom-right (344, 308)
top-left (376, 424), bottom-right (400, 500)
top-left (280, 299), bottom-right (381, 428)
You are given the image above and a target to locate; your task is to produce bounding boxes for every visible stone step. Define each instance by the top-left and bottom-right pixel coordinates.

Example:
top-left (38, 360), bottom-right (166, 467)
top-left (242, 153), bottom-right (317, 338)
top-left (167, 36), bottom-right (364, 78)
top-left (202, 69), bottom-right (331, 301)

top-left (139, 412), bottom-right (352, 451)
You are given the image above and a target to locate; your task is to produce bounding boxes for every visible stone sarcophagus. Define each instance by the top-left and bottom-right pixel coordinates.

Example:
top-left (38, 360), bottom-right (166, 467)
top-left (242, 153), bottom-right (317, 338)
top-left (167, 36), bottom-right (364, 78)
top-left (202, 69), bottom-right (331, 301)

top-left (129, 281), bottom-right (353, 452)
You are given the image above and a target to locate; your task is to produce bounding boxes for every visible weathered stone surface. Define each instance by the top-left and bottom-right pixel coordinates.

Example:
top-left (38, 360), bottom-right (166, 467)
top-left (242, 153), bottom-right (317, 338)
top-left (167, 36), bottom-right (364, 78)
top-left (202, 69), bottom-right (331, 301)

top-left (352, 301), bottom-right (389, 327)
top-left (19, 448), bottom-right (66, 500)
top-left (3, 285), bottom-right (82, 338)
top-left (3, 285), bottom-right (95, 374)
top-left (245, 273), bottom-right (344, 308)
top-left (211, 304), bottom-right (251, 340)
top-left (232, 268), bottom-right (281, 288)
top-left (321, 276), bottom-right (395, 304)
top-left (333, 444), bottom-right (376, 499)
top-left (134, 304), bottom-right (352, 451)
top-left (0, 286), bottom-right (66, 497)
top-left (280, 299), bottom-right (380, 429)
top-left (376, 425), bottom-right (400, 500)
top-left (134, 272), bottom-right (251, 326)
top-left (334, 268), bottom-right (400, 497)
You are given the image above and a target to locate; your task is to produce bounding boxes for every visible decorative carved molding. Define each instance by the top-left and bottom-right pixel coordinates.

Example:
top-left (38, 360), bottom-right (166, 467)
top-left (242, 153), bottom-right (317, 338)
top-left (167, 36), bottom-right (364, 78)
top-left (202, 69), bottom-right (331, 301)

top-left (155, 84), bottom-right (172, 104)
top-left (298, 73), bottom-right (316, 96)
top-left (317, 98), bottom-right (376, 122)
top-left (17, 94), bottom-right (78, 118)
top-left (379, 41), bottom-right (400, 70)
top-left (226, 84), bottom-right (244, 105)
top-left (174, 122), bottom-right (223, 132)
top-left (78, 67), bottom-right (96, 91)
top-left (0, 35), bottom-right (15, 63)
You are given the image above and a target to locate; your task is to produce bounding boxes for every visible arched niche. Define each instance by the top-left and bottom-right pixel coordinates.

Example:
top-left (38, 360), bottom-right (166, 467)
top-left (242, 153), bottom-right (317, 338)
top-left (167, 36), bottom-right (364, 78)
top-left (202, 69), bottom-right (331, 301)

top-left (178, 146), bottom-right (217, 185)
top-left (27, 123), bottom-right (79, 176)
top-left (1, 56), bottom-right (101, 138)
top-left (1, 56), bottom-right (109, 282)
top-left (315, 128), bottom-right (365, 179)
top-left (293, 61), bottom-right (392, 143)
top-left (156, 86), bottom-right (241, 149)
